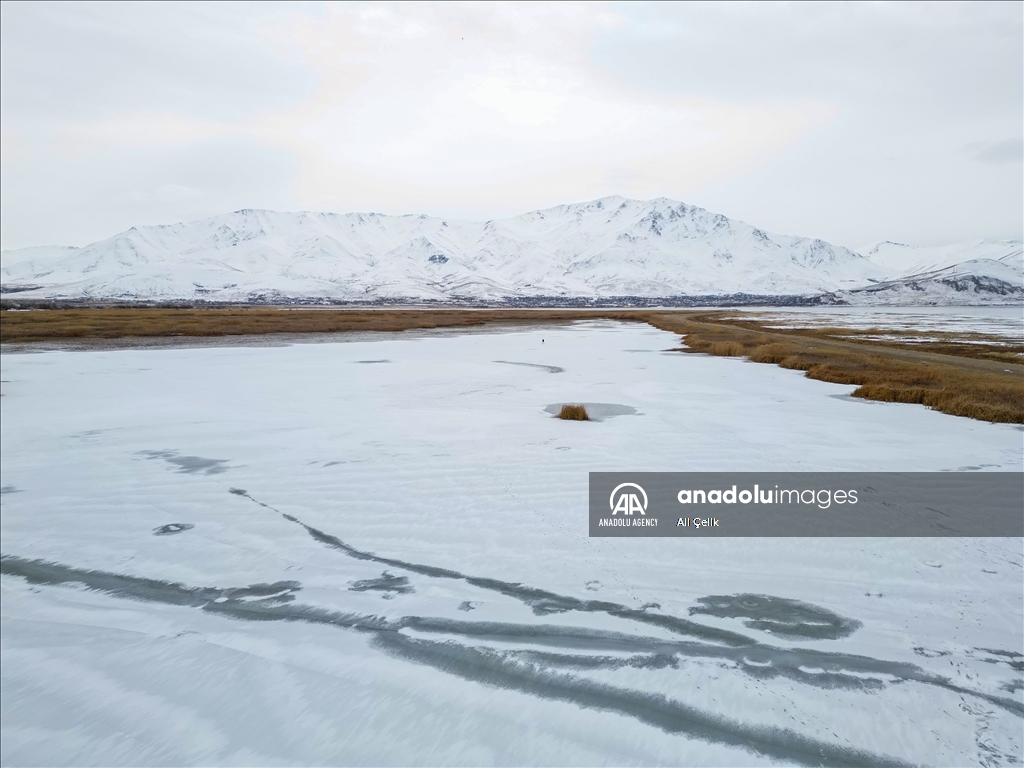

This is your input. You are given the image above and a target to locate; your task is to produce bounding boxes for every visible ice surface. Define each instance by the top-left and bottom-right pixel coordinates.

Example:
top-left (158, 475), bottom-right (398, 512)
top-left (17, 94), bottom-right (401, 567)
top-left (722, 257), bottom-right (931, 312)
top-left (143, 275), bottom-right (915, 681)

top-left (2, 321), bottom-right (1022, 766)
top-left (739, 305), bottom-right (1024, 340)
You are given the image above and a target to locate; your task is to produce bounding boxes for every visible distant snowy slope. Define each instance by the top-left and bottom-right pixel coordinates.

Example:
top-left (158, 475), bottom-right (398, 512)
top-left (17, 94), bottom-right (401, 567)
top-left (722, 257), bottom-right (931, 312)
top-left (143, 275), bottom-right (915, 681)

top-left (1, 197), bottom-right (885, 301)
top-left (858, 239), bottom-right (1023, 276)
top-left (0, 244), bottom-right (80, 265)
top-left (836, 252), bottom-right (1023, 306)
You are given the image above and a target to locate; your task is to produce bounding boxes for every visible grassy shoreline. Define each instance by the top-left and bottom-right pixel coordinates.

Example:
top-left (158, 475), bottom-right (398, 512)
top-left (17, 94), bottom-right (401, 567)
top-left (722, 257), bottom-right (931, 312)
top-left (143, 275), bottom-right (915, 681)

top-left (3, 307), bottom-right (1021, 423)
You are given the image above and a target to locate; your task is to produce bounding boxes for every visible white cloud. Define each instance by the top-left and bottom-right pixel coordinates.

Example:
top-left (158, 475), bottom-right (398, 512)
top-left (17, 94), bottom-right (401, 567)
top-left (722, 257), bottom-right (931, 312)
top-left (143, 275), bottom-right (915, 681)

top-left (251, 2), bottom-right (834, 216)
top-left (0, 1), bottom-right (1020, 249)
top-left (55, 112), bottom-right (234, 154)
top-left (468, 77), bottom-right (566, 126)
top-left (966, 138), bottom-right (1024, 165)
top-left (127, 184), bottom-right (207, 204)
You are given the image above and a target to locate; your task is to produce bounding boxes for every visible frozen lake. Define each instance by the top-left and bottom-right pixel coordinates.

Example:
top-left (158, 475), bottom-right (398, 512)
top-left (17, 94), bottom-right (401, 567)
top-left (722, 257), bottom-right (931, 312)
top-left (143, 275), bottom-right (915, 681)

top-left (739, 305), bottom-right (1024, 340)
top-left (2, 320), bottom-right (1022, 766)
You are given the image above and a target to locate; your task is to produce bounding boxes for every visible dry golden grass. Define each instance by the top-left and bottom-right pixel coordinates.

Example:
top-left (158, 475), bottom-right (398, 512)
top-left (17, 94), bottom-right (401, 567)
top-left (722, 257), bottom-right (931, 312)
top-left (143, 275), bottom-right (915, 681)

top-left (705, 341), bottom-right (745, 356)
top-left (3, 306), bottom-right (1021, 424)
top-left (0, 307), bottom-right (653, 343)
top-left (721, 318), bottom-right (1024, 364)
top-left (558, 404), bottom-right (590, 421)
top-left (645, 313), bottom-right (1024, 424)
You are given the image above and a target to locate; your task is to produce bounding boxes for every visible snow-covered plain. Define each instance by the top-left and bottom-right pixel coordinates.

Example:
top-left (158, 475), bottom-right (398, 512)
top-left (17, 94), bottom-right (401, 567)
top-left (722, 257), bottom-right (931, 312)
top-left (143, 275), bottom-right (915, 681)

top-left (2, 321), bottom-right (1022, 766)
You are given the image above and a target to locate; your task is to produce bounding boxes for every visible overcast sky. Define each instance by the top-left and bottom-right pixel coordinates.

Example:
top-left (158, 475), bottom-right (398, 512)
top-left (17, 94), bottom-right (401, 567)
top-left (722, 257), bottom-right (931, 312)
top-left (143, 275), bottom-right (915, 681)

top-left (1, 1), bottom-right (1021, 250)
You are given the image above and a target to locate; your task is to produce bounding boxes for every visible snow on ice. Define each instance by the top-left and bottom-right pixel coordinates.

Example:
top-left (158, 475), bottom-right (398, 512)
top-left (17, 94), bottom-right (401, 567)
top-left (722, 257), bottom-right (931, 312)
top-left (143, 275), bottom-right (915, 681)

top-left (1, 321), bottom-right (1022, 765)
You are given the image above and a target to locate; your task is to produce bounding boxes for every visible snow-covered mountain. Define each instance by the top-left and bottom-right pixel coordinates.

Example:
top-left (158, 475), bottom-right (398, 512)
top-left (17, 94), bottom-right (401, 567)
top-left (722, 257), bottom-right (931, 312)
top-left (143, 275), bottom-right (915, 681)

top-left (1, 197), bottom-right (885, 302)
top-left (857, 239), bottom-right (1023, 276)
top-left (835, 251), bottom-right (1024, 306)
top-left (1, 197), bottom-right (1020, 304)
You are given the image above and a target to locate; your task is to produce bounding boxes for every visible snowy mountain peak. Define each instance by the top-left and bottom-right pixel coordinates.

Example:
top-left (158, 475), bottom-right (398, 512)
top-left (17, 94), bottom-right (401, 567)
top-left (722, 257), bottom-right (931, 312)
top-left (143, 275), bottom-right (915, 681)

top-left (1, 199), bottom-right (1019, 304)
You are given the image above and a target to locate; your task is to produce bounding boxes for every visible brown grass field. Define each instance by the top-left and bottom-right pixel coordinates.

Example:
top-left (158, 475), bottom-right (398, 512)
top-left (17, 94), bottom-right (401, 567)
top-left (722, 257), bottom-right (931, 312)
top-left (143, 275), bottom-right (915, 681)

top-left (644, 312), bottom-right (1024, 425)
top-left (2, 306), bottom-right (1022, 423)
top-left (0, 307), bottom-right (653, 341)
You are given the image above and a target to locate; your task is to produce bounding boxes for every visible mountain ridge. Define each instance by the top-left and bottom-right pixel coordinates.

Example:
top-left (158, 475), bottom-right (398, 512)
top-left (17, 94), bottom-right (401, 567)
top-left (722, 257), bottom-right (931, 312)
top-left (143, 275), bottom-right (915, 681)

top-left (2, 197), bottom-right (1021, 304)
